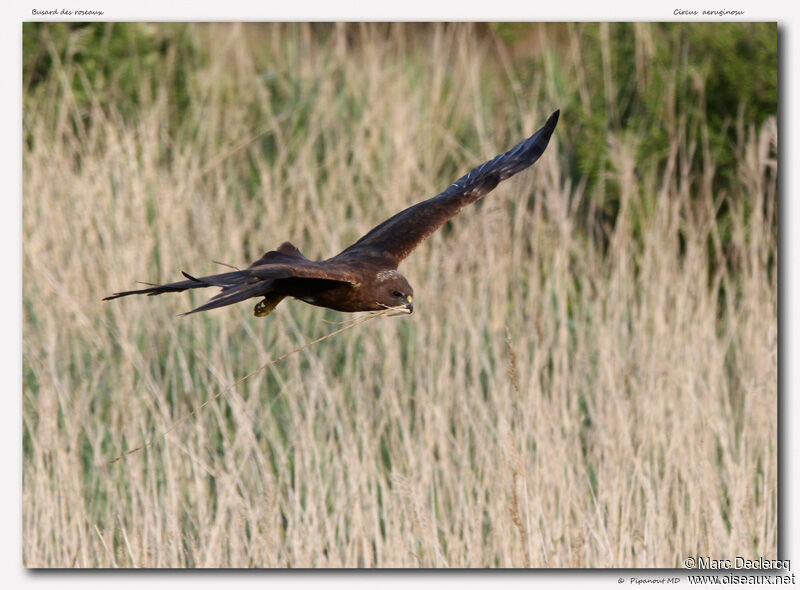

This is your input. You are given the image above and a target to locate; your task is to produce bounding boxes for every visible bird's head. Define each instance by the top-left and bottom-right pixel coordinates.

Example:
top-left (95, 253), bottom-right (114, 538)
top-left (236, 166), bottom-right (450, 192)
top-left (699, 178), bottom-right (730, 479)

top-left (375, 270), bottom-right (414, 314)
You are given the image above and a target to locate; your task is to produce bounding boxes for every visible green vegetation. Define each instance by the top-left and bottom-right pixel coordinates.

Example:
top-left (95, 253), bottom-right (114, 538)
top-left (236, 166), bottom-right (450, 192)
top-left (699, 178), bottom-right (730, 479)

top-left (24, 23), bottom-right (200, 122)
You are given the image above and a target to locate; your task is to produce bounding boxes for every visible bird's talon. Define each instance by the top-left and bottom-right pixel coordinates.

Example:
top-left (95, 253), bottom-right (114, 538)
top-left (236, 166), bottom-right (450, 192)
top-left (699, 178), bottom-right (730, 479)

top-left (254, 294), bottom-right (285, 317)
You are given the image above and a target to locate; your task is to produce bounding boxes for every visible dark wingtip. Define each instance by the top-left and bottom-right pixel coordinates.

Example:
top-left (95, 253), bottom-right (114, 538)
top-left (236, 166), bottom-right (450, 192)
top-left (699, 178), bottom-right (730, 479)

top-left (104, 279), bottom-right (160, 301)
top-left (545, 109), bottom-right (560, 130)
top-left (103, 291), bottom-right (132, 301)
top-left (532, 109), bottom-right (559, 150)
top-left (520, 108), bottom-right (559, 160)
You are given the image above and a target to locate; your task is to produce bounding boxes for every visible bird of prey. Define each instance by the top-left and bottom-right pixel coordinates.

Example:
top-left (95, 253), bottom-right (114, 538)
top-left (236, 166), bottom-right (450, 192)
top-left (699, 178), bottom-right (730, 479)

top-left (105, 110), bottom-right (559, 317)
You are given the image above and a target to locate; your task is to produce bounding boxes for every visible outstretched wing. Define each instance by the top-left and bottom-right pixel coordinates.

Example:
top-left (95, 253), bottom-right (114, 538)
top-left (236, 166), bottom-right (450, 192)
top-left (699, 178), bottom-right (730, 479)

top-left (104, 246), bottom-right (359, 315)
top-left (340, 110), bottom-right (559, 264)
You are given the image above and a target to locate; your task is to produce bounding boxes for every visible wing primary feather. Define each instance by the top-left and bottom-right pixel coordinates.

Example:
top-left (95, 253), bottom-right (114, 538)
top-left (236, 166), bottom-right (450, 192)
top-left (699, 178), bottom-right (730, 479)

top-left (341, 109), bottom-right (559, 263)
top-left (181, 271), bottom-right (207, 284)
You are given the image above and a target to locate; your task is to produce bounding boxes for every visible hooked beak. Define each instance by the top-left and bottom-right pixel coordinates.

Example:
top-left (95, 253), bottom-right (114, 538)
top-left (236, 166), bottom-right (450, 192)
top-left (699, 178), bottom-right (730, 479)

top-left (406, 295), bottom-right (414, 314)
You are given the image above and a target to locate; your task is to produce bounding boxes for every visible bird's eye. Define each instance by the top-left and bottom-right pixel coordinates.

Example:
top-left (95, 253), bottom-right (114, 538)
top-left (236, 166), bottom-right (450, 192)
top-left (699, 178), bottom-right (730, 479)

top-left (392, 290), bottom-right (403, 298)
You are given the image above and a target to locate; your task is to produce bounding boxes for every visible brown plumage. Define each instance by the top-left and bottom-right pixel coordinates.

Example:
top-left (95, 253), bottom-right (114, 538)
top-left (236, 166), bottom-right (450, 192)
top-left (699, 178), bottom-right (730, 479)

top-left (104, 110), bottom-right (559, 317)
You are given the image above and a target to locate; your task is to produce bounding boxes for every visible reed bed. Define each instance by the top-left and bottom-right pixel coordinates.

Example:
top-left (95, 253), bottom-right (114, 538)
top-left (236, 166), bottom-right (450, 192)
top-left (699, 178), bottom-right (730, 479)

top-left (22, 23), bottom-right (777, 567)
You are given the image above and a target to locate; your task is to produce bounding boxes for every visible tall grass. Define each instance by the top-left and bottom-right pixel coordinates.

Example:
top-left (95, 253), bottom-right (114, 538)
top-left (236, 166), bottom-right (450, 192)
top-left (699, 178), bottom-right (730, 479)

top-left (22, 23), bottom-right (777, 567)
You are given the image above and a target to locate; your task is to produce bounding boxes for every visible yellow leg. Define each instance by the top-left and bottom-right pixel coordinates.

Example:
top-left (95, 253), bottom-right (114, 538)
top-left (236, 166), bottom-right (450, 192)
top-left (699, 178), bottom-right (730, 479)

top-left (254, 294), bottom-right (286, 317)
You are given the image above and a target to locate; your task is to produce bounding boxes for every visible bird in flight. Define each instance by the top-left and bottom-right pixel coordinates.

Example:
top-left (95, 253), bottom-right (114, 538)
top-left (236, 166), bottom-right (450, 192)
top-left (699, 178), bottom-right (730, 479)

top-left (105, 110), bottom-right (559, 318)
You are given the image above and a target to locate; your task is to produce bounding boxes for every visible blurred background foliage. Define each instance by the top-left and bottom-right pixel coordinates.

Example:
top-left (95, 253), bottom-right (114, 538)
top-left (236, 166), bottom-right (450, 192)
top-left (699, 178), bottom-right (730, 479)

top-left (24, 22), bottom-right (200, 120)
top-left (23, 22), bottom-right (777, 251)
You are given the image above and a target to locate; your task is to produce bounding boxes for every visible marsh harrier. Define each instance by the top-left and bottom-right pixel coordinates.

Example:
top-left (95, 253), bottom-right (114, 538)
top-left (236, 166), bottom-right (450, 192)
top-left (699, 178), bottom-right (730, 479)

top-left (105, 110), bottom-right (559, 317)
